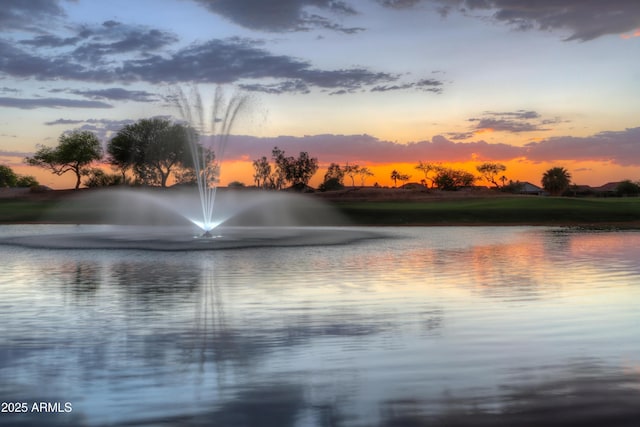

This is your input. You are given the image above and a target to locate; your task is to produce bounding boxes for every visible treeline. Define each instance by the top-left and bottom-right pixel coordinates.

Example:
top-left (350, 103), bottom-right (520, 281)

top-left (5, 116), bottom-right (640, 196)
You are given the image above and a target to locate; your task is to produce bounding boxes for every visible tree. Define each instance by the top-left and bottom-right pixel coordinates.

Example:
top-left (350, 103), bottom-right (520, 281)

top-left (0, 165), bottom-right (18, 187)
top-left (82, 168), bottom-right (127, 187)
top-left (390, 170), bottom-right (400, 187)
top-left (358, 167), bottom-right (374, 187)
top-left (415, 161), bottom-right (438, 188)
top-left (319, 163), bottom-right (345, 191)
top-left (344, 163), bottom-right (360, 187)
top-left (541, 167), bottom-right (571, 196)
top-left (26, 130), bottom-right (103, 189)
top-left (1, 165), bottom-right (39, 188)
top-left (433, 167), bottom-right (476, 190)
top-left (16, 175), bottom-right (39, 187)
top-left (390, 170), bottom-right (410, 187)
top-left (288, 151), bottom-right (319, 188)
top-left (616, 180), bottom-right (640, 196)
top-left (271, 147), bottom-right (318, 190)
top-left (252, 156), bottom-right (272, 188)
top-left (108, 118), bottom-right (196, 187)
top-left (476, 162), bottom-right (507, 188)
top-left (271, 147), bottom-right (288, 190)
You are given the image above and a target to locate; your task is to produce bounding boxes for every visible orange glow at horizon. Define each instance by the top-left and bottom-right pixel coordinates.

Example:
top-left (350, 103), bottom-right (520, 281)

top-left (9, 158), bottom-right (640, 190)
top-left (621, 28), bottom-right (640, 39)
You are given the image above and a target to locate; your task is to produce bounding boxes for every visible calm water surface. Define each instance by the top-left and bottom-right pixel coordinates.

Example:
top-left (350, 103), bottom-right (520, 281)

top-left (1, 225), bottom-right (640, 426)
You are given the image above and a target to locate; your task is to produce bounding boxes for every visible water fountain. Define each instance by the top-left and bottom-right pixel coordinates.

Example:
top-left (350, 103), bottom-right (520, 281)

top-left (0, 87), bottom-right (378, 250)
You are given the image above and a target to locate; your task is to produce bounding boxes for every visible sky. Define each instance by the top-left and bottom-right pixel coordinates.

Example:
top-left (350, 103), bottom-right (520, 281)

top-left (1, 0), bottom-right (639, 188)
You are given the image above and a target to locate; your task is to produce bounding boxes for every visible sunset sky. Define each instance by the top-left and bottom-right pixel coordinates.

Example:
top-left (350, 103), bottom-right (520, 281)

top-left (1, 0), bottom-right (639, 188)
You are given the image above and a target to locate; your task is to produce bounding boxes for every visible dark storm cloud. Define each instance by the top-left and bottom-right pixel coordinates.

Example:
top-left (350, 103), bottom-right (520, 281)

top-left (67, 88), bottom-right (158, 102)
top-left (0, 97), bottom-right (113, 109)
top-left (0, 0), bottom-right (66, 32)
top-left (389, 0), bottom-right (640, 41)
top-left (191, 0), bottom-right (362, 33)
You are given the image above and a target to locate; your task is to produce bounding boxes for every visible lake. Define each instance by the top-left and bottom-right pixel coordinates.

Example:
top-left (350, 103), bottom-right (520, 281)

top-left (1, 225), bottom-right (640, 426)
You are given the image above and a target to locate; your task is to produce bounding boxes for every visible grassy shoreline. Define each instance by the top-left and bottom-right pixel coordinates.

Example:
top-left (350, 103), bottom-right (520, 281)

top-left (1, 188), bottom-right (639, 228)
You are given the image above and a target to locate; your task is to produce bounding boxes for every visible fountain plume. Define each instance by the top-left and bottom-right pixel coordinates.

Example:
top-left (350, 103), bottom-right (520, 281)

top-left (172, 86), bottom-right (250, 233)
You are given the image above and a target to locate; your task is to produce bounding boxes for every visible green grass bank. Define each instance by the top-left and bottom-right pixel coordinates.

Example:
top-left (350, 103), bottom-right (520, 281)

top-left (332, 197), bottom-right (640, 227)
top-left (1, 191), bottom-right (639, 227)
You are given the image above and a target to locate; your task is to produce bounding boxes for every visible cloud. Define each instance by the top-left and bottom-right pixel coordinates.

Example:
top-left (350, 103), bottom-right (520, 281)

top-left (69, 22), bottom-right (179, 64)
top-left (370, 78), bottom-right (443, 93)
top-left (525, 127), bottom-right (640, 166)
top-left (120, 38), bottom-right (398, 91)
top-left (2, 35), bottom-right (404, 93)
top-left (0, 39), bottom-right (116, 82)
top-left (218, 133), bottom-right (524, 164)
top-left (0, 150), bottom-right (30, 158)
top-left (213, 126), bottom-right (640, 167)
top-left (239, 80), bottom-right (311, 94)
top-left (0, 97), bottom-right (113, 109)
top-left (389, 1), bottom-right (640, 41)
top-left (19, 34), bottom-right (81, 48)
top-left (0, 0), bottom-right (66, 32)
top-left (191, 0), bottom-right (363, 33)
top-left (462, 110), bottom-right (563, 136)
top-left (42, 118), bottom-right (139, 142)
top-left (66, 88), bottom-right (158, 102)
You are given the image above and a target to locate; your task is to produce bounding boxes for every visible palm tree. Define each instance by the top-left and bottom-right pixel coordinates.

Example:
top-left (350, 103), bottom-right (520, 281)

top-left (390, 169), bottom-right (400, 187)
top-left (541, 167), bottom-right (571, 196)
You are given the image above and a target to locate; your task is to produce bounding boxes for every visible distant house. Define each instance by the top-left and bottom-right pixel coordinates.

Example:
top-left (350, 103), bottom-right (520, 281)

top-left (593, 182), bottom-right (621, 196)
top-left (568, 184), bottom-right (595, 197)
top-left (519, 182), bottom-right (545, 195)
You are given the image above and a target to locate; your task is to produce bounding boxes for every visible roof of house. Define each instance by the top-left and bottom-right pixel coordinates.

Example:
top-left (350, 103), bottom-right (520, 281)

top-left (520, 182), bottom-right (543, 192)
top-left (594, 182), bottom-right (622, 192)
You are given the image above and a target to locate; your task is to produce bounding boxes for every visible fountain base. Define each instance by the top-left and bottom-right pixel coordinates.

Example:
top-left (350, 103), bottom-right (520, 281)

top-left (0, 225), bottom-right (382, 251)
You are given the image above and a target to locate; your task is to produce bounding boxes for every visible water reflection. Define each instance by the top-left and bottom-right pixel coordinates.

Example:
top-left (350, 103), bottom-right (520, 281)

top-left (1, 227), bottom-right (639, 426)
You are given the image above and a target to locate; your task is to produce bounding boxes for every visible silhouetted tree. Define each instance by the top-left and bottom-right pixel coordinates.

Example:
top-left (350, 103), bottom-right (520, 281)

top-left (415, 161), bottom-right (438, 188)
top-left (271, 147), bottom-right (318, 190)
top-left (82, 168), bottom-right (127, 187)
top-left (344, 163), bottom-right (360, 187)
top-left (252, 156), bottom-right (272, 189)
top-left (390, 170), bottom-right (410, 187)
top-left (319, 163), bottom-right (345, 191)
top-left (358, 167), bottom-right (374, 187)
top-left (108, 118), bottom-right (197, 187)
top-left (616, 180), bottom-right (640, 196)
top-left (26, 130), bottom-right (102, 189)
top-left (433, 167), bottom-right (475, 190)
top-left (541, 167), bottom-right (571, 196)
top-left (476, 162), bottom-right (507, 188)
top-left (0, 165), bottom-right (18, 187)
